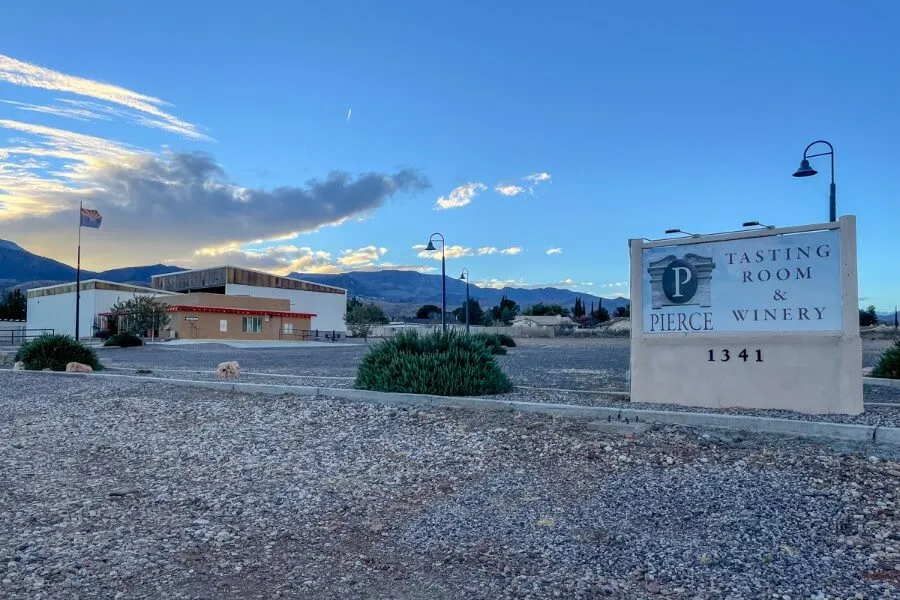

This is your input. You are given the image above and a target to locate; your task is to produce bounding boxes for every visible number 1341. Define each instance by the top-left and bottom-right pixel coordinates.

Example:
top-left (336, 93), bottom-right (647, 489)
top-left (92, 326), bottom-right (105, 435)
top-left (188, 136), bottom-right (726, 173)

top-left (708, 349), bottom-right (763, 362)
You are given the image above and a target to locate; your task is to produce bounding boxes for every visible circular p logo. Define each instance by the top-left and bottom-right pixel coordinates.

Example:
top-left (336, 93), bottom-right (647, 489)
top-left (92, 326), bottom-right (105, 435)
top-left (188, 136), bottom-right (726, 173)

top-left (662, 259), bottom-right (698, 304)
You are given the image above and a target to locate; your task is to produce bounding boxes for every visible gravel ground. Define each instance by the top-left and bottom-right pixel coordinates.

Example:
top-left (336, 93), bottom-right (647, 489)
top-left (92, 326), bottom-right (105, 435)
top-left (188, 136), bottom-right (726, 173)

top-left (1, 373), bottom-right (898, 599)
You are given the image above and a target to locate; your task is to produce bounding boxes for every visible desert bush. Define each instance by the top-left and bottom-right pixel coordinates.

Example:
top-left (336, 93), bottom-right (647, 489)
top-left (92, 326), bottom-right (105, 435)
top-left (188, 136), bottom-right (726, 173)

top-left (470, 333), bottom-right (507, 355)
top-left (103, 332), bottom-right (143, 347)
top-left (355, 330), bottom-right (513, 396)
top-left (872, 341), bottom-right (900, 379)
top-left (15, 334), bottom-right (101, 372)
top-left (496, 333), bottom-right (516, 348)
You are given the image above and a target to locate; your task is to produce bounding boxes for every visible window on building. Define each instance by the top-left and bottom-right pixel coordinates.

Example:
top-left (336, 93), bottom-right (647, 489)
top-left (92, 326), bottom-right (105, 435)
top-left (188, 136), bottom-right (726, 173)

top-left (220, 320), bottom-right (228, 332)
top-left (242, 317), bottom-right (263, 333)
top-left (283, 323), bottom-right (294, 334)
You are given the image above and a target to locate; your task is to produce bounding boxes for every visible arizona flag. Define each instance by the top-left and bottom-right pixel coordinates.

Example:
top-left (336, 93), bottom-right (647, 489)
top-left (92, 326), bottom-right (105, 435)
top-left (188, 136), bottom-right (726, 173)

top-left (79, 207), bottom-right (102, 229)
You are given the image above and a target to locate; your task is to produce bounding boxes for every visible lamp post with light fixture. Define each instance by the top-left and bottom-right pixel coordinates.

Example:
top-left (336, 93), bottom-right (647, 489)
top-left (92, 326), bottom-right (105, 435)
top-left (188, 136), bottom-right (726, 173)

top-left (425, 233), bottom-right (447, 331)
top-left (459, 268), bottom-right (470, 334)
top-left (792, 140), bottom-right (836, 222)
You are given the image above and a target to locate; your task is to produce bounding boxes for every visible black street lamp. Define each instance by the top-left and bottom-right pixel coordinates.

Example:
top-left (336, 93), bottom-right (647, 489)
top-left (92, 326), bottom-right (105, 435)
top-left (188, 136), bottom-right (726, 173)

top-left (459, 268), bottom-right (470, 334)
top-left (425, 232), bottom-right (447, 332)
top-left (792, 140), bottom-right (836, 222)
top-left (742, 221), bottom-right (775, 230)
top-left (664, 228), bottom-right (701, 238)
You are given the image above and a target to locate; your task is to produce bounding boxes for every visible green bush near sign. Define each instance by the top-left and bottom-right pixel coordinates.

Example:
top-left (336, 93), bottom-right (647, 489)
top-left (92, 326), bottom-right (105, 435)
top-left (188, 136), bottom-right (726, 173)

top-left (872, 341), bottom-right (900, 379)
top-left (355, 330), bottom-right (513, 396)
top-left (15, 334), bottom-right (102, 372)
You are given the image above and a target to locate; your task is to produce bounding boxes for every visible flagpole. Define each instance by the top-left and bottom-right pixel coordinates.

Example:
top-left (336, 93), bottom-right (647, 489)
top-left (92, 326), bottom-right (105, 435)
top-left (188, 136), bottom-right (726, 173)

top-left (75, 201), bottom-right (82, 340)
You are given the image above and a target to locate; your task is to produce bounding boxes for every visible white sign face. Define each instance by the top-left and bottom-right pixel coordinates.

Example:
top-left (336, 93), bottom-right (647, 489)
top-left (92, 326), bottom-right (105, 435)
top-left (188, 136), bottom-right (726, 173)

top-left (641, 229), bottom-right (841, 333)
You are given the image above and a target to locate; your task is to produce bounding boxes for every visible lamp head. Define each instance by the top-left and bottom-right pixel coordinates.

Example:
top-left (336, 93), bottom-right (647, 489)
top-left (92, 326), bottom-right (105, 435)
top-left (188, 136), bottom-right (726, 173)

top-left (425, 241), bottom-right (436, 251)
top-left (792, 158), bottom-right (817, 178)
top-left (664, 229), bottom-right (680, 234)
top-left (459, 270), bottom-right (467, 280)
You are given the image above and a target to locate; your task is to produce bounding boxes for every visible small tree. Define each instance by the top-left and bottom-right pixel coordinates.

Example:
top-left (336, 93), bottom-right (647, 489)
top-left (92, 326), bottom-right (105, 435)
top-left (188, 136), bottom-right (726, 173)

top-left (345, 301), bottom-right (388, 342)
top-left (524, 302), bottom-right (570, 317)
top-left (109, 295), bottom-right (171, 337)
top-left (860, 305), bottom-right (879, 327)
top-left (490, 295), bottom-right (520, 325)
top-left (573, 297), bottom-right (586, 318)
top-left (415, 304), bottom-right (441, 320)
top-left (0, 289), bottom-right (26, 320)
top-left (614, 305), bottom-right (630, 318)
top-left (452, 297), bottom-right (485, 326)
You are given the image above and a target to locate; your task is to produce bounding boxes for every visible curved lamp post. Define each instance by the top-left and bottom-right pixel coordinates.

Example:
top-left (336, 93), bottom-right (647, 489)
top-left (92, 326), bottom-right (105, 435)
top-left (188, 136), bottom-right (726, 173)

top-left (425, 233), bottom-right (447, 331)
top-left (792, 140), bottom-right (836, 222)
top-left (459, 268), bottom-right (470, 334)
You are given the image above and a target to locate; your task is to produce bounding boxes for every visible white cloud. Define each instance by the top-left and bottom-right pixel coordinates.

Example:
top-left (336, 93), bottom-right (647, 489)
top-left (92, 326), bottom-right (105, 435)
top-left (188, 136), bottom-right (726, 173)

top-left (495, 184), bottom-right (525, 196)
top-left (337, 245), bottom-right (387, 266)
top-left (598, 281), bottom-right (629, 288)
top-left (0, 53), bottom-right (210, 140)
top-left (477, 246), bottom-right (498, 255)
top-left (413, 244), bottom-right (474, 260)
top-left (546, 248), bottom-right (562, 255)
top-left (524, 172), bottom-right (551, 184)
top-left (500, 246), bottom-right (523, 255)
top-left (188, 243), bottom-right (403, 275)
top-left (435, 182), bottom-right (486, 210)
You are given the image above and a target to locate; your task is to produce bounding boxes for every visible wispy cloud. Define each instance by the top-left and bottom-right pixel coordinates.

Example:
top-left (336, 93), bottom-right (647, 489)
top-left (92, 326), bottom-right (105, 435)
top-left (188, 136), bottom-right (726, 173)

top-left (337, 245), bottom-right (387, 266)
top-left (473, 276), bottom-right (588, 291)
top-left (435, 182), bottom-right (487, 210)
top-left (413, 244), bottom-right (473, 260)
top-left (188, 243), bottom-right (413, 275)
top-left (477, 247), bottom-right (498, 255)
top-left (524, 172), bottom-right (551, 185)
top-left (495, 184), bottom-right (525, 196)
top-left (546, 247), bottom-right (562, 255)
top-left (500, 246), bottom-right (523, 255)
top-left (0, 53), bottom-right (209, 140)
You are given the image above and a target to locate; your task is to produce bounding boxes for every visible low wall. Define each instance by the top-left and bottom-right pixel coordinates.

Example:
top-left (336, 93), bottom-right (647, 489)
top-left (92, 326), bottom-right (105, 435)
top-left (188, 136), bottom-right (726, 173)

top-left (0, 320), bottom-right (26, 344)
top-left (366, 324), bottom-right (557, 338)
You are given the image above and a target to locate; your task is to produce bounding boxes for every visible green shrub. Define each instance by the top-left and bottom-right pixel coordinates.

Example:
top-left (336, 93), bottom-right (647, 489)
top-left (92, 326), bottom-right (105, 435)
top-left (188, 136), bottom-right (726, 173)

top-left (355, 330), bottom-right (513, 396)
top-left (872, 341), bottom-right (900, 379)
top-left (104, 332), bottom-right (143, 347)
top-left (470, 333), bottom-right (507, 355)
top-left (14, 334), bottom-right (101, 372)
top-left (496, 333), bottom-right (516, 348)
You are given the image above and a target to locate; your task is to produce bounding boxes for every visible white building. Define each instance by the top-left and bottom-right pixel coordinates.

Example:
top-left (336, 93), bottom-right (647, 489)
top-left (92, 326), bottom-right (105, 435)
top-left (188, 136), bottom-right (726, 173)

top-left (151, 265), bottom-right (347, 333)
top-left (26, 280), bottom-right (174, 338)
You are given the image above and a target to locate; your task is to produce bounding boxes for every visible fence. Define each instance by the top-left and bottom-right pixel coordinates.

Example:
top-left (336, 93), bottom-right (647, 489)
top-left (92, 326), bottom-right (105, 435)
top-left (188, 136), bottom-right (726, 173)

top-left (278, 329), bottom-right (344, 342)
top-left (366, 324), bottom-right (558, 339)
top-left (0, 327), bottom-right (54, 345)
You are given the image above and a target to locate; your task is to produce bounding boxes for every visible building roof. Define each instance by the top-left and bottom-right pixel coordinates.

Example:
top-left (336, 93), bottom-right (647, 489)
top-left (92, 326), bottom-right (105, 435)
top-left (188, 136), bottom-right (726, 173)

top-left (164, 305), bottom-right (317, 319)
top-left (151, 265), bottom-right (345, 295)
top-left (27, 279), bottom-right (179, 299)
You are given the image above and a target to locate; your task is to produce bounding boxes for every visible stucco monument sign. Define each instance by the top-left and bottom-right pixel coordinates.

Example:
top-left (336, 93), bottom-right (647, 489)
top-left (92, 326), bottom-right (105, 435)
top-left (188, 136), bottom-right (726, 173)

top-left (629, 216), bottom-right (862, 415)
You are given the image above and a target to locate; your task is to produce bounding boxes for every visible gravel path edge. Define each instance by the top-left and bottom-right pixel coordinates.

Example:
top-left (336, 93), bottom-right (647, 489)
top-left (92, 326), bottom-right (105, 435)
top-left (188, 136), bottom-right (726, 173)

top-left (10, 369), bottom-right (900, 446)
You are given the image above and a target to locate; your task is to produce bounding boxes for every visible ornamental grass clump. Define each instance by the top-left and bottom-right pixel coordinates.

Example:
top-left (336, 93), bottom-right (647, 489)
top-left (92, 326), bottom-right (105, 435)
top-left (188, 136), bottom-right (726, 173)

top-left (872, 340), bottom-right (900, 379)
top-left (355, 330), bottom-right (513, 396)
top-left (14, 334), bottom-right (102, 372)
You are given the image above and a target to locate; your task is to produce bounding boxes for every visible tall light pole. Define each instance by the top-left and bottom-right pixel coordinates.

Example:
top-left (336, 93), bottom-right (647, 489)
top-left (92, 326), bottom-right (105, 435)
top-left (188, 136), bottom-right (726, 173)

top-left (792, 140), bottom-right (836, 222)
top-left (459, 268), bottom-right (470, 334)
top-left (425, 233), bottom-right (446, 332)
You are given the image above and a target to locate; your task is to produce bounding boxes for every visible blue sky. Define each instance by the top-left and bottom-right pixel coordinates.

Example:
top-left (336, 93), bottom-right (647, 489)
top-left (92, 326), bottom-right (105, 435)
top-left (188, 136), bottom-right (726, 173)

top-left (0, 1), bottom-right (897, 307)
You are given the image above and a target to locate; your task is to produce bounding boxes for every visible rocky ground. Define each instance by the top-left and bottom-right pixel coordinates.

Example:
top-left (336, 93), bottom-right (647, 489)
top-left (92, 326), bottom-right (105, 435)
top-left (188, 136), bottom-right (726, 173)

top-left (1, 373), bottom-right (898, 599)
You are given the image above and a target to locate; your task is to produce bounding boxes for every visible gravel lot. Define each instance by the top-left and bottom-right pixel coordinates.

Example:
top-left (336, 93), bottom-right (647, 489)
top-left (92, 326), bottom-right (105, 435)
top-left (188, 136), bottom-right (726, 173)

top-left (1, 373), bottom-right (898, 599)
top-left (93, 338), bottom-right (900, 426)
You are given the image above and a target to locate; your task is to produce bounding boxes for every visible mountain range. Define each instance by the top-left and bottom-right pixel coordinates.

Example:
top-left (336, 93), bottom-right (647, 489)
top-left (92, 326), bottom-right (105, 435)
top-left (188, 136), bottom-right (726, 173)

top-left (0, 239), bottom-right (629, 315)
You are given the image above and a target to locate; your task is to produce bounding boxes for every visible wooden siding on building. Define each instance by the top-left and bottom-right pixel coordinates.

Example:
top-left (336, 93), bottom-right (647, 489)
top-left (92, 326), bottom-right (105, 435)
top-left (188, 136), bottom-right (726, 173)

top-left (27, 280), bottom-right (175, 299)
top-left (152, 266), bottom-right (345, 295)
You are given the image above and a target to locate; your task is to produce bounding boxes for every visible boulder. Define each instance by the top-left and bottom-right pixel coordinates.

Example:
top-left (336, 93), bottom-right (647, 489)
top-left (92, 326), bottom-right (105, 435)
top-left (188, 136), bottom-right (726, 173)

top-left (217, 361), bottom-right (240, 379)
top-left (65, 362), bottom-right (94, 373)
top-left (12, 361), bottom-right (25, 371)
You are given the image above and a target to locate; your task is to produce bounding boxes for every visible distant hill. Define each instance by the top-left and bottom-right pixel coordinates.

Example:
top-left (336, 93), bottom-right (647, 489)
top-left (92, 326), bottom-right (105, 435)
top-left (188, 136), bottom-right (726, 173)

top-left (293, 270), bottom-right (630, 314)
top-left (0, 238), bottom-right (629, 316)
top-left (0, 239), bottom-right (184, 290)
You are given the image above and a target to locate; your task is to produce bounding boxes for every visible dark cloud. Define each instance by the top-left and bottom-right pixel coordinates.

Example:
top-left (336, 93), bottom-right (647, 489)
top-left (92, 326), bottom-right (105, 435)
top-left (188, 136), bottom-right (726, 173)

top-left (91, 152), bottom-right (429, 238)
top-left (0, 152), bottom-right (429, 266)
